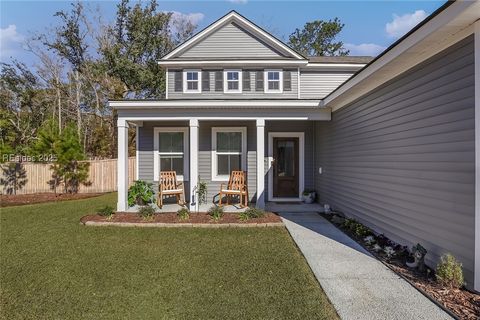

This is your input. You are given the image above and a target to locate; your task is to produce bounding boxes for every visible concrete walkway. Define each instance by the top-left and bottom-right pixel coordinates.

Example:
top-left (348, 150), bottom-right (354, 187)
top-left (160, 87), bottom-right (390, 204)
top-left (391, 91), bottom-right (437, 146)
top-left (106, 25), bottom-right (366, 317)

top-left (280, 212), bottom-right (452, 320)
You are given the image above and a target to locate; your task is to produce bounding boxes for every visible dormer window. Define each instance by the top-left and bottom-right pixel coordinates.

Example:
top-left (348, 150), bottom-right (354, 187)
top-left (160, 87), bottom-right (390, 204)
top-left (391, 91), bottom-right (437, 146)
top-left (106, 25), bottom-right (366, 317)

top-left (265, 70), bottom-right (283, 93)
top-left (183, 70), bottom-right (201, 93)
top-left (224, 70), bottom-right (242, 93)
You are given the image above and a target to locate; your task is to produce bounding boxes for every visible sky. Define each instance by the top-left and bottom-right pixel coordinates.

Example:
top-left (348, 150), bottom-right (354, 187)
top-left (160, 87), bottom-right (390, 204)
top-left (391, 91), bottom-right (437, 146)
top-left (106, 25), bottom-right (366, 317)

top-left (0, 0), bottom-right (446, 66)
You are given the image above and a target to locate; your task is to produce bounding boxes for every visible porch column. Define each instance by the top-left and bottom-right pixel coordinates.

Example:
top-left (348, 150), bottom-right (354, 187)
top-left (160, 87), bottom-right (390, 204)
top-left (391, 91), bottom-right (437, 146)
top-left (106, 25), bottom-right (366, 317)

top-left (256, 119), bottom-right (265, 208)
top-left (117, 119), bottom-right (129, 212)
top-left (189, 119), bottom-right (199, 211)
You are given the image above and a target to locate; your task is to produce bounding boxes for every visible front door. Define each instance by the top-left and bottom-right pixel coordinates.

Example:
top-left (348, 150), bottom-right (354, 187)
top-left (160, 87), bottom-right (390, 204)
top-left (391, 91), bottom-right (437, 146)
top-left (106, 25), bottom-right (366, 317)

top-left (272, 137), bottom-right (299, 198)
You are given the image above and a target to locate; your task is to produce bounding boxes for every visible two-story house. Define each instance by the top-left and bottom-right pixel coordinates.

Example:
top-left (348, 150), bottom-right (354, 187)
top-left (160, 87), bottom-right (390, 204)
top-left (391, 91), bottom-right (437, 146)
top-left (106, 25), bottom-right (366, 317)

top-left (111, 2), bottom-right (480, 291)
top-left (111, 11), bottom-right (369, 210)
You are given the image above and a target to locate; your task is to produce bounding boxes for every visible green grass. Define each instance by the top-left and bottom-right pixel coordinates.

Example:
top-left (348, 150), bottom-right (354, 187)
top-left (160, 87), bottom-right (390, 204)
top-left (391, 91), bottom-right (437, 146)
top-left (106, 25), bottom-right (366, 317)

top-left (0, 193), bottom-right (338, 320)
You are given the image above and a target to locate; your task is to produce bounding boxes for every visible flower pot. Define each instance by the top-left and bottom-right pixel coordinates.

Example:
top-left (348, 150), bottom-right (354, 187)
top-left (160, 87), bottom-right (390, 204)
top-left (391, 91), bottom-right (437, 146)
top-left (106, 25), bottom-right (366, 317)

top-left (302, 192), bottom-right (316, 204)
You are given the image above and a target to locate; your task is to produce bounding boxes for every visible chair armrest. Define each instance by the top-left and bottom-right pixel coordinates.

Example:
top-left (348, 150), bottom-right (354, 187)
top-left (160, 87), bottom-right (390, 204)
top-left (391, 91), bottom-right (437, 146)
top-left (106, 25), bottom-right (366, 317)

top-left (176, 181), bottom-right (184, 190)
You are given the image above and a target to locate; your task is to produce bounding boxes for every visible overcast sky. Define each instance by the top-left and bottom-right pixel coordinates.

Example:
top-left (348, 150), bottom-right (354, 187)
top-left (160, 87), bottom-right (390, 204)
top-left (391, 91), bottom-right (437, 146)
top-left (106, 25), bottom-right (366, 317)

top-left (0, 0), bottom-right (445, 65)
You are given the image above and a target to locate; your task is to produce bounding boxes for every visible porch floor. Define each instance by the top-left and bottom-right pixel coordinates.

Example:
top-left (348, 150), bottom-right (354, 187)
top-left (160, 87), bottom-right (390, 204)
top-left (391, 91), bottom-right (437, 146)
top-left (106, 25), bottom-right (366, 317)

top-left (126, 203), bottom-right (248, 213)
top-left (265, 202), bottom-right (324, 213)
top-left (126, 202), bottom-right (324, 214)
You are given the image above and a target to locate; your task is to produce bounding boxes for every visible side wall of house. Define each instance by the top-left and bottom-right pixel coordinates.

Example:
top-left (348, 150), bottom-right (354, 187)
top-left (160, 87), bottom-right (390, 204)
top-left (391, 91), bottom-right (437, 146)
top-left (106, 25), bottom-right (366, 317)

top-left (314, 36), bottom-right (476, 284)
top-left (300, 71), bottom-right (355, 99)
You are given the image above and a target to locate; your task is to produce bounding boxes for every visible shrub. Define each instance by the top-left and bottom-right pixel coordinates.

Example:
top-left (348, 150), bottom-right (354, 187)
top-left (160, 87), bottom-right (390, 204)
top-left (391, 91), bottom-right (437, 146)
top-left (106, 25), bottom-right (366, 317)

top-left (342, 218), bottom-right (357, 230)
top-left (177, 207), bottom-right (190, 220)
top-left (436, 253), bottom-right (464, 288)
top-left (208, 206), bottom-right (224, 222)
top-left (354, 224), bottom-right (372, 237)
top-left (239, 207), bottom-right (266, 221)
top-left (97, 205), bottom-right (114, 217)
top-left (128, 180), bottom-right (155, 206)
top-left (138, 205), bottom-right (155, 220)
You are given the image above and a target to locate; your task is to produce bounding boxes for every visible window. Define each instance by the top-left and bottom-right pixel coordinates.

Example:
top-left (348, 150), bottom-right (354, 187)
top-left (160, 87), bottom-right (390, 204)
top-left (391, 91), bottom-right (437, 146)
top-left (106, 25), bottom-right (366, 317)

top-left (154, 128), bottom-right (189, 181)
top-left (223, 70), bottom-right (242, 93)
top-left (183, 70), bottom-right (201, 93)
top-left (212, 127), bottom-right (247, 181)
top-left (264, 70), bottom-right (283, 93)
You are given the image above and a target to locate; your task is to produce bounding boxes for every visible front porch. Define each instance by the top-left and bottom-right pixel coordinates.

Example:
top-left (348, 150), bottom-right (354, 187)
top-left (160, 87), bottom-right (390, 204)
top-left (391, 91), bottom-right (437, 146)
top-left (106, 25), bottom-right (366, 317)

top-left (113, 103), bottom-right (330, 212)
top-left (126, 201), bottom-right (325, 214)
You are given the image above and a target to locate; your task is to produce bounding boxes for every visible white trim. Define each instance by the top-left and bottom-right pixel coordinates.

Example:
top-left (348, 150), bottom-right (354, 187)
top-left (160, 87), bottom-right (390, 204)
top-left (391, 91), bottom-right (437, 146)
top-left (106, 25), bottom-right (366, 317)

top-left (264, 69), bottom-right (283, 93)
top-left (302, 63), bottom-right (366, 71)
top-left (256, 119), bottom-right (265, 208)
top-left (153, 127), bottom-right (189, 182)
top-left (165, 68), bottom-right (169, 99)
top-left (474, 19), bottom-right (480, 292)
top-left (267, 132), bottom-right (305, 202)
top-left (211, 127), bottom-right (247, 182)
top-left (110, 99), bottom-right (322, 109)
top-left (158, 60), bottom-right (307, 67)
top-left (183, 69), bottom-right (201, 93)
top-left (161, 11), bottom-right (305, 60)
top-left (223, 69), bottom-right (242, 93)
top-left (324, 0), bottom-right (479, 110)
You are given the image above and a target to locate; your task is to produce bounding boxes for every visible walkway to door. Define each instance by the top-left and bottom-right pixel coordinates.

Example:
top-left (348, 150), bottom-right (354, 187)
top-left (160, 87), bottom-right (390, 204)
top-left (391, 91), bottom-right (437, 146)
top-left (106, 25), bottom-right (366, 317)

top-left (279, 212), bottom-right (451, 320)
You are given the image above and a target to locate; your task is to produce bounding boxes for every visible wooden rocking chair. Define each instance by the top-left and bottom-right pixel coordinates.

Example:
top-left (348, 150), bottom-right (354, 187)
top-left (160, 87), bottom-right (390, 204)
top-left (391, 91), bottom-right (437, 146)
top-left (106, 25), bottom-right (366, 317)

top-left (218, 171), bottom-right (249, 208)
top-left (157, 171), bottom-right (185, 208)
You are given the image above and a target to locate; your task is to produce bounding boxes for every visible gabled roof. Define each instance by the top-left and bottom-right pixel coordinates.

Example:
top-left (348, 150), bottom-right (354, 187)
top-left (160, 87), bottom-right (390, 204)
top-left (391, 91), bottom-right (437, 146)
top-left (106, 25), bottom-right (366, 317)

top-left (161, 11), bottom-right (306, 61)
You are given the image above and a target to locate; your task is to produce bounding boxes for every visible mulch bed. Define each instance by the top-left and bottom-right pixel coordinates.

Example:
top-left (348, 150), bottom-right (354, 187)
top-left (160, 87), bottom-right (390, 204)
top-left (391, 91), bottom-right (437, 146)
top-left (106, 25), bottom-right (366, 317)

top-left (81, 211), bottom-right (282, 225)
top-left (320, 212), bottom-right (480, 320)
top-left (1, 192), bottom-right (105, 207)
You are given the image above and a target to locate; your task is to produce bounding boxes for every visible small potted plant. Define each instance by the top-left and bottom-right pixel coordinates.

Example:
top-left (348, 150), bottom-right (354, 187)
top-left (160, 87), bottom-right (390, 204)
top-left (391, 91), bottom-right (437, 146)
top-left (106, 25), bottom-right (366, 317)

top-left (302, 189), bottom-right (316, 204)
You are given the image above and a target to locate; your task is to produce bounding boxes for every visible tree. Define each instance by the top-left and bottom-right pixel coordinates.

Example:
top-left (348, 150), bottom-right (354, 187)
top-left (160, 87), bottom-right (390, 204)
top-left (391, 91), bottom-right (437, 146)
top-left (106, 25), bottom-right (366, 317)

top-left (35, 121), bottom-right (90, 193)
top-left (100, 0), bottom-right (196, 98)
top-left (54, 124), bottom-right (90, 193)
top-left (288, 18), bottom-right (349, 56)
top-left (0, 163), bottom-right (27, 195)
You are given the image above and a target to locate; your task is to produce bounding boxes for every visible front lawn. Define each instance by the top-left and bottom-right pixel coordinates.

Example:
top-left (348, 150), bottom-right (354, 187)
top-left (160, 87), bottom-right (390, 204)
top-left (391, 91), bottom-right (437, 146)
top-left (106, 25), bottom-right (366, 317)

top-left (0, 193), bottom-right (338, 320)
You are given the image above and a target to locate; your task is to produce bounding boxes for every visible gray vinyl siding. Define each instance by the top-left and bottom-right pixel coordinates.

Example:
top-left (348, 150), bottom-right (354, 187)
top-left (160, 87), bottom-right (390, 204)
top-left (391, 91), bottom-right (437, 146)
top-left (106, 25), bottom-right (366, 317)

top-left (314, 36), bottom-right (475, 285)
top-left (138, 121), bottom-right (190, 199)
top-left (300, 71), bottom-right (355, 99)
top-left (265, 121), bottom-right (315, 201)
top-left (167, 69), bottom-right (298, 99)
top-left (177, 22), bottom-right (285, 59)
top-left (198, 121), bottom-right (257, 203)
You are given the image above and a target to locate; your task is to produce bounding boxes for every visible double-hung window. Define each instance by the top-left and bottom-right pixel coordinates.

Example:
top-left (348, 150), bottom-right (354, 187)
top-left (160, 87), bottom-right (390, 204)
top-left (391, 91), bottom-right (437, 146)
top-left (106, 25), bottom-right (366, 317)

top-left (154, 128), bottom-right (189, 181)
top-left (212, 127), bottom-right (247, 181)
top-left (224, 70), bottom-right (242, 93)
top-left (264, 69), bottom-right (283, 93)
top-left (183, 70), bottom-right (201, 93)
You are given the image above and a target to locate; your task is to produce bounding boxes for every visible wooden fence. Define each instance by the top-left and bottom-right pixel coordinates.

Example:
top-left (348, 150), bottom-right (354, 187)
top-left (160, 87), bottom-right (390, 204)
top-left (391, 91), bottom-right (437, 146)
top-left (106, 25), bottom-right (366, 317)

top-left (0, 157), bottom-right (136, 195)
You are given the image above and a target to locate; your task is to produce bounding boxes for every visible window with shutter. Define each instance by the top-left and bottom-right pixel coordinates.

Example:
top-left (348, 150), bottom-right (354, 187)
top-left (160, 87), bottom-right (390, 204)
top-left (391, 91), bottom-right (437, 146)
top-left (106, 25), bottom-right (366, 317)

top-left (283, 71), bottom-right (292, 91)
top-left (202, 71), bottom-right (210, 91)
top-left (255, 71), bottom-right (264, 91)
top-left (243, 71), bottom-right (251, 91)
top-left (174, 70), bottom-right (182, 92)
top-left (215, 71), bottom-right (223, 91)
